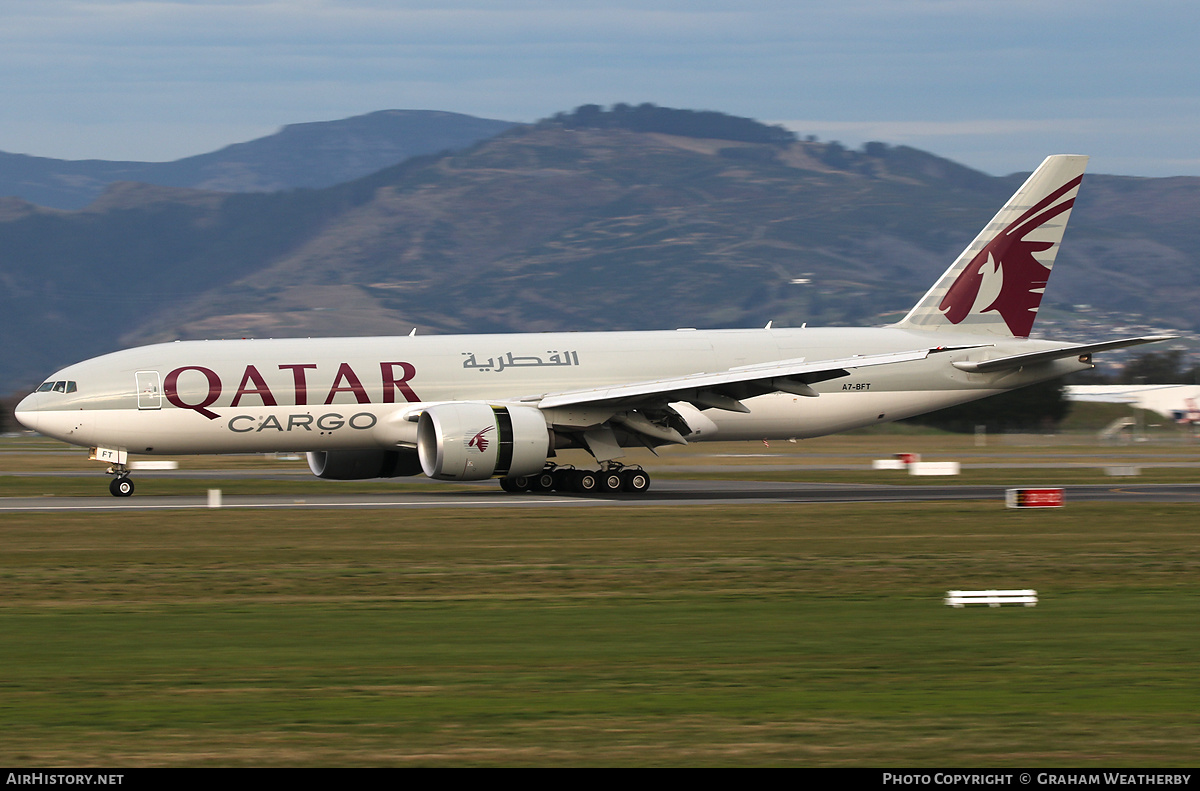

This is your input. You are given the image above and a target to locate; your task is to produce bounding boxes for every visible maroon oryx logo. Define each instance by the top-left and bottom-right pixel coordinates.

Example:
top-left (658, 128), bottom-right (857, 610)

top-left (467, 427), bottom-right (493, 453)
top-left (939, 175), bottom-right (1082, 337)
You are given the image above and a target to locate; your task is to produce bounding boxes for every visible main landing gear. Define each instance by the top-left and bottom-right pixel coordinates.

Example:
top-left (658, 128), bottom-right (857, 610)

top-left (500, 464), bottom-right (651, 495)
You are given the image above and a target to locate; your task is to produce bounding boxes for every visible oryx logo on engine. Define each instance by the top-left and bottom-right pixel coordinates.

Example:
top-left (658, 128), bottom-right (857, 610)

top-left (466, 427), bottom-right (493, 453)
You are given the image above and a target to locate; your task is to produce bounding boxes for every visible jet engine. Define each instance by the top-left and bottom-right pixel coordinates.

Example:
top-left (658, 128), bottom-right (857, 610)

top-left (306, 449), bottom-right (423, 480)
top-left (417, 403), bottom-right (549, 481)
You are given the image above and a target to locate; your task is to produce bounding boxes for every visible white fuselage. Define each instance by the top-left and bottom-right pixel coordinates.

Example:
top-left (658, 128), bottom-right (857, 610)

top-left (15, 326), bottom-right (1085, 457)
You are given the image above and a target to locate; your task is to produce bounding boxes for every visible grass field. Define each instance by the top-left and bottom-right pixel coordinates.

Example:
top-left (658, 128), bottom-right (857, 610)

top-left (1, 498), bottom-right (1198, 766)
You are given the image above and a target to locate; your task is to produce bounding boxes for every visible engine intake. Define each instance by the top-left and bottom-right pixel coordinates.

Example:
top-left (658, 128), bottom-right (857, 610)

top-left (417, 403), bottom-right (549, 481)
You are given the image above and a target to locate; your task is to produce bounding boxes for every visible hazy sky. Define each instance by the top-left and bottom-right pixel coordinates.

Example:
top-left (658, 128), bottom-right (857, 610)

top-left (2, 0), bottom-right (1197, 176)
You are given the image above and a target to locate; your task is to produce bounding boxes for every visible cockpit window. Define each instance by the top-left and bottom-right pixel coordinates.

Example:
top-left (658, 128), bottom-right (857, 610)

top-left (35, 381), bottom-right (77, 394)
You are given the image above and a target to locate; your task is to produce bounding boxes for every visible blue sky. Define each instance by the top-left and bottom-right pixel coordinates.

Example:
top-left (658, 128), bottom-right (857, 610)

top-left (1, 0), bottom-right (1197, 176)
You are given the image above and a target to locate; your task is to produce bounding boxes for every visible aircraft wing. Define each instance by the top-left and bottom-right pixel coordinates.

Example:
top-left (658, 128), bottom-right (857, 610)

top-left (951, 336), bottom-right (1175, 374)
top-left (533, 347), bottom-right (938, 412)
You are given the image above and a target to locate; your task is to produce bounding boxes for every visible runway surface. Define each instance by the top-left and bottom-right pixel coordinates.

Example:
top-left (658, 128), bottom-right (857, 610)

top-left (3, 478), bottom-right (1199, 512)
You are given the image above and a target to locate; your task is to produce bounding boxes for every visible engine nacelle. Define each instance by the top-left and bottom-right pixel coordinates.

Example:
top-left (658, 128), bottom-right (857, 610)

top-left (307, 449), bottom-right (423, 480)
top-left (417, 403), bottom-right (549, 481)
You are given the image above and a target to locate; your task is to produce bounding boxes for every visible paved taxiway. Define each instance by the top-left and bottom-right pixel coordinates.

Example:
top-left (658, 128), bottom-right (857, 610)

top-left (3, 478), bottom-right (1199, 512)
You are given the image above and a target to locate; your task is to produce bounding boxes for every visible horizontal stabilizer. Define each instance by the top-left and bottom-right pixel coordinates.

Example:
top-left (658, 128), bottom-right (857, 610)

top-left (951, 336), bottom-right (1175, 373)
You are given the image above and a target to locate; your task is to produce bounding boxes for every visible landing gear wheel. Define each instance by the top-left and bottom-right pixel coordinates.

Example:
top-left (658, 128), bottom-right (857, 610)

top-left (599, 470), bottom-right (624, 492)
top-left (499, 476), bottom-right (530, 493)
top-left (621, 469), bottom-right (650, 493)
top-left (572, 469), bottom-right (599, 493)
top-left (552, 467), bottom-right (577, 491)
top-left (109, 476), bottom-right (134, 497)
top-left (529, 471), bottom-right (556, 492)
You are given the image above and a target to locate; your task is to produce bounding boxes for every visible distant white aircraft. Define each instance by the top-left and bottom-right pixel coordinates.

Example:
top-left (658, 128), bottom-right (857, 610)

top-left (16, 155), bottom-right (1170, 496)
top-left (1066, 385), bottom-right (1200, 423)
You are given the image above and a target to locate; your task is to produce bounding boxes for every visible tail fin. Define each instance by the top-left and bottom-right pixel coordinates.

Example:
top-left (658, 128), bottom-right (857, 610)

top-left (895, 154), bottom-right (1088, 338)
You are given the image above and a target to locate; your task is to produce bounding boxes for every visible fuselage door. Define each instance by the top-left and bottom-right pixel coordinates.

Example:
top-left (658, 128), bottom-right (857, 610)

top-left (136, 371), bottom-right (162, 410)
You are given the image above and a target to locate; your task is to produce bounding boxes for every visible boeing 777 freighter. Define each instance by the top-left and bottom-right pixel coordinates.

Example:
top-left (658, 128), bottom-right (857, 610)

top-left (15, 155), bottom-right (1169, 495)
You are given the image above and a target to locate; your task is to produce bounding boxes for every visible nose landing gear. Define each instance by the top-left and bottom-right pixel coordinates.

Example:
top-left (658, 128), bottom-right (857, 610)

top-left (106, 463), bottom-right (134, 497)
top-left (109, 476), bottom-right (135, 497)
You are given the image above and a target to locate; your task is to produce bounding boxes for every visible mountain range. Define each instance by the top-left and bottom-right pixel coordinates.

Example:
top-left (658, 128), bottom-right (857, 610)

top-left (1, 105), bottom-right (1196, 391)
top-left (0, 110), bottom-right (515, 210)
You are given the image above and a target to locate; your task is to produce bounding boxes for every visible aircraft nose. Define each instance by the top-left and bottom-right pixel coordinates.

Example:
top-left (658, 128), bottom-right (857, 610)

top-left (14, 393), bottom-right (39, 432)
